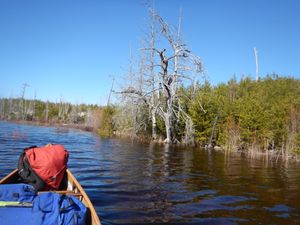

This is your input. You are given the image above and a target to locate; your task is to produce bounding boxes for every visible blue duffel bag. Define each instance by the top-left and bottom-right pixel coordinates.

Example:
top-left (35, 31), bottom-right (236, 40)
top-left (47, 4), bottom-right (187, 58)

top-left (32, 192), bottom-right (87, 225)
top-left (0, 183), bottom-right (36, 202)
top-left (0, 183), bottom-right (36, 225)
top-left (0, 184), bottom-right (87, 225)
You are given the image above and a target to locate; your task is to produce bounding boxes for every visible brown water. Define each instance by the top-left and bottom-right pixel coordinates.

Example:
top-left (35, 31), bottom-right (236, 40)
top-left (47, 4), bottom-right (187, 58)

top-left (0, 121), bottom-right (300, 225)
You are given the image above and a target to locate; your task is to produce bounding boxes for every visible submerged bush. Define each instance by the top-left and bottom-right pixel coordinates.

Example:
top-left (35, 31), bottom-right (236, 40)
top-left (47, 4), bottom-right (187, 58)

top-left (188, 75), bottom-right (300, 154)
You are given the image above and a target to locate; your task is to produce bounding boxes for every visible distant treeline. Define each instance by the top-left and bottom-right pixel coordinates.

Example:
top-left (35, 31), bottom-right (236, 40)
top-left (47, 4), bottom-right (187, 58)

top-left (0, 98), bottom-right (100, 128)
top-left (98, 75), bottom-right (300, 156)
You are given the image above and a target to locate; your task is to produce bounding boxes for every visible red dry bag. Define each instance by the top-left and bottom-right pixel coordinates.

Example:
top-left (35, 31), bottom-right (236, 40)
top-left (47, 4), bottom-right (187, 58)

top-left (24, 144), bottom-right (69, 190)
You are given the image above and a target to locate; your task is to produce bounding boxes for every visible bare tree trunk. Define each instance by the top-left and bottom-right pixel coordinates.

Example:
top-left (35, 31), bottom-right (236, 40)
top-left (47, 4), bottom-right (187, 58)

top-left (45, 101), bottom-right (49, 122)
top-left (254, 47), bottom-right (259, 81)
top-left (184, 117), bottom-right (195, 145)
top-left (164, 112), bottom-right (172, 143)
top-left (20, 83), bottom-right (29, 120)
top-left (33, 91), bottom-right (37, 121)
top-left (107, 76), bottom-right (115, 106)
top-left (208, 115), bottom-right (219, 149)
top-left (164, 108), bottom-right (174, 143)
top-left (149, 10), bottom-right (158, 140)
top-left (0, 100), bottom-right (4, 119)
top-left (151, 110), bottom-right (157, 140)
top-left (8, 98), bottom-right (12, 120)
top-left (58, 98), bottom-right (63, 121)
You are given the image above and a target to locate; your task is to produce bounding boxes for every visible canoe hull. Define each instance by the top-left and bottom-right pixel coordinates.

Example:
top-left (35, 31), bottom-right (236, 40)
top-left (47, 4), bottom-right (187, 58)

top-left (0, 169), bottom-right (101, 225)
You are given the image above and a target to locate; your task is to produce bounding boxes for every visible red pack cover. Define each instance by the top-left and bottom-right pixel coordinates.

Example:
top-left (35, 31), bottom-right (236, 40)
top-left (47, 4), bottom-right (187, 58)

top-left (25, 144), bottom-right (69, 190)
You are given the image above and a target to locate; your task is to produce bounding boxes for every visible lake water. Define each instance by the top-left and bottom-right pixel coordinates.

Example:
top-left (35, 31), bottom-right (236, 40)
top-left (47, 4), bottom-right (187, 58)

top-left (0, 121), bottom-right (300, 225)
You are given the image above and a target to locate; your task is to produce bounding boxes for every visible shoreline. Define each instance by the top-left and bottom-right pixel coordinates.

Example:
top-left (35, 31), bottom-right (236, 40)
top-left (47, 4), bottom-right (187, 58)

top-left (0, 119), bottom-right (94, 132)
top-left (2, 119), bottom-right (299, 163)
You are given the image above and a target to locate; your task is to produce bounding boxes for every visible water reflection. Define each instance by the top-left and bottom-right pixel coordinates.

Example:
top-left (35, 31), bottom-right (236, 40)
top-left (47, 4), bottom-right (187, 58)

top-left (1, 121), bottom-right (300, 224)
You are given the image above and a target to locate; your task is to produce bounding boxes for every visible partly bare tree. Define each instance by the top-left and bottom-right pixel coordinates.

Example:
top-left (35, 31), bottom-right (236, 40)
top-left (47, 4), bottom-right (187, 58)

top-left (254, 47), bottom-right (259, 81)
top-left (150, 10), bottom-right (203, 143)
top-left (45, 101), bottom-right (49, 122)
top-left (116, 8), bottom-right (203, 144)
top-left (19, 83), bottom-right (29, 120)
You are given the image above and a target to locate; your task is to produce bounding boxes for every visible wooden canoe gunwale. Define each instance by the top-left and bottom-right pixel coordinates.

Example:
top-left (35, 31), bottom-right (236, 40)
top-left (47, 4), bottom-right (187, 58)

top-left (0, 169), bottom-right (101, 225)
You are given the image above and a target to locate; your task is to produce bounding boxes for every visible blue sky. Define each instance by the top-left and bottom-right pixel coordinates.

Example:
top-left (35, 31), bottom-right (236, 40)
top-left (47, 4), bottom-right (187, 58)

top-left (0, 0), bottom-right (299, 105)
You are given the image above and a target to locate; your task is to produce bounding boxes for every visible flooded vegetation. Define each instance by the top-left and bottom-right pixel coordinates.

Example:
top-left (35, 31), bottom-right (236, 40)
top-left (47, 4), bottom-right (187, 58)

top-left (100, 76), bottom-right (300, 161)
top-left (1, 75), bottom-right (300, 162)
top-left (1, 121), bottom-right (300, 224)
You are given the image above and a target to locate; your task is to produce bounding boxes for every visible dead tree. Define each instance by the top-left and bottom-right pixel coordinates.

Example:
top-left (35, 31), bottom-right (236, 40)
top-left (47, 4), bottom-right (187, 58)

top-left (45, 101), bottom-right (49, 122)
top-left (116, 8), bottom-right (203, 144)
top-left (147, 9), bottom-right (159, 140)
top-left (115, 9), bottom-right (160, 140)
top-left (107, 76), bottom-right (115, 106)
top-left (32, 91), bottom-right (37, 121)
top-left (254, 47), bottom-right (259, 81)
top-left (151, 10), bottom-right (203, 144)
top-left (0, 99), bottom-right (4, 119)
top-left (19, 83), bottom-right (29, 120)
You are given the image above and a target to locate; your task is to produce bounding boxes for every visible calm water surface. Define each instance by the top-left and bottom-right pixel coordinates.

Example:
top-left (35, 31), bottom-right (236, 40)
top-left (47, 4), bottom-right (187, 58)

top-left (0, 121), bottom-right (300, 225)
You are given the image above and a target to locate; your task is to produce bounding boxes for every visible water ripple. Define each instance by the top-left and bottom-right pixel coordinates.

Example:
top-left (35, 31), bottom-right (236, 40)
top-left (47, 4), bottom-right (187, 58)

top-left (1, 121), bottom-right (300, 224)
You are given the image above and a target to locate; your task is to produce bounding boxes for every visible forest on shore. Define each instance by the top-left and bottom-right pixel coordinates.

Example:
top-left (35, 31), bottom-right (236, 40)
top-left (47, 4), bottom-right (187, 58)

top-left (1, 76), bottom-right (299, 159)
top-left (101, 76), bottom-right (300, 158)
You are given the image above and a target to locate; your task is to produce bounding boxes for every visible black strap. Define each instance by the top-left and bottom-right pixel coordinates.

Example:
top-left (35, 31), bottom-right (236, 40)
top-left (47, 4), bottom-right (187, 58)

top-left (24, 145), bottom-right (37, 151)
top-left (17, 148), bottom-right (46, 191)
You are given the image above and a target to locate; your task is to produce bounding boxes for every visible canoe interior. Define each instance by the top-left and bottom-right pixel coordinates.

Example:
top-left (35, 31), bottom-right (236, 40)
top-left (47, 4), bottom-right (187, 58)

top-left (0, 169), bottom-right (101, 225)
